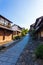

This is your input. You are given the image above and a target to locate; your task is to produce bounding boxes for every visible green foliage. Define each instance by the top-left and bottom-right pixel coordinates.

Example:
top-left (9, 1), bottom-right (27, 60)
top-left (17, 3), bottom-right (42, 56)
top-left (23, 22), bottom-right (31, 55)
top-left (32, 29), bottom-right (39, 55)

top-left (35, 44), bottom-right (43, 59)
top-left (13, 35), bottom-right (21, 40)
top-left (13, 28), bottom-right (28, 40)
top-left (30, 29), bottom-right (36, 39)
top-left (25, 29), bottom-right (29, 34)
top-left (21, 28), bottom-right (28, 36)
top-left (30, 29), bottom-right (35, 35)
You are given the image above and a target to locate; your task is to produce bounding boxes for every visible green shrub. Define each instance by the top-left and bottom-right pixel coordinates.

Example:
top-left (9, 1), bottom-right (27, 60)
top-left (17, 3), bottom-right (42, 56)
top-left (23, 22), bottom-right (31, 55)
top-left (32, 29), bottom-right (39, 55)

top-left (15, 36), bottom-right (21, 40)
top-left (13, 36), bottom-right (21, 40)
top-left (21, 32), bottom-right (25, 36)
top-left (21, 28), bottom-right (28, 36)
top-left (35, 44), bottom-right (43, 59)
top-left (30, 29), bottom-right (36, 40)
top-left (32, 35), bottom-right (36, 40)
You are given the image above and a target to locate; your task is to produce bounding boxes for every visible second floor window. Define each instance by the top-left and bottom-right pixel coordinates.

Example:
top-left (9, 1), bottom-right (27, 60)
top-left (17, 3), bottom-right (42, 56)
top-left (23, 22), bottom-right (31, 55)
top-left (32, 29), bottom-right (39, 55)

top-left (0, 17), bottom-right (4, 25)
top-left (4, 20), bottom-right (8, 26)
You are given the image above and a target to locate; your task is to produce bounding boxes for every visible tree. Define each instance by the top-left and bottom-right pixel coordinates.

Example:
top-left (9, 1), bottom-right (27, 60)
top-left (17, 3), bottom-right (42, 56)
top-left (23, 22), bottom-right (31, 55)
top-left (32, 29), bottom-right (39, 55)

top-left (21, 28), bottom-right (28, 36)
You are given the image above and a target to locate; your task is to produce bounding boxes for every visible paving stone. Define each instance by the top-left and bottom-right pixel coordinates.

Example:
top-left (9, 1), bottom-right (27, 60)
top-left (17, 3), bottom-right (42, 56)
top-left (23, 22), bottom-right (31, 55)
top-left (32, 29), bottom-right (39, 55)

top-left (0, 35), bottom-right (29, 65)
top-left (15, 63), bottom-right (21, 65)
top-left (32, 54), bottom-right (36, 58)
top-left (0, 61), bottom-right (3, 65)
top-left (16, 37), bottom-right (43, 65)
top-left (0, 56), bottom-right (9, 62)
top-left (25, 50), bottom-right (29, 54)
top-left (30, 50), bottom-right (34, 53)
top-left (34, 61), bottom-right (39, 65)
top-left (21, 62), bottom-right (26, 65)
top-left (7, 58), bottom-right (15, 63)
top-left (19, 56), bottom-right (23, 61)
top-left (0, 34), bottom-right (43, 65)
top-left (1, 62), bottom-right (11, 65)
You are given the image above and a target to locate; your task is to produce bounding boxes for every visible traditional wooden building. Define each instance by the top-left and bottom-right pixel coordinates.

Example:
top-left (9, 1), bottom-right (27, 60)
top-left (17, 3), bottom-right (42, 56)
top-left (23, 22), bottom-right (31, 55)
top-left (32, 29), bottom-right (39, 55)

top-left (34, 16), bottom-right (43, 40)
top-left (30, 16), bottom-right (43, 40)
top-left (11, 24), bottom-right (22, 36)
top-left (0, 15), bottom-right (13, 43)
top-left (30, 23), bottom-right (35, 31)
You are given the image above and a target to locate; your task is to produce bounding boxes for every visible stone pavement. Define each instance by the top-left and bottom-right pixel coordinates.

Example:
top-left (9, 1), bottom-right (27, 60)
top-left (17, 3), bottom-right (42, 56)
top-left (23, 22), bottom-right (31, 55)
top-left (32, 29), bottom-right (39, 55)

top-left (16, 38), bottom-right (43, 65)
top-left (0, 34), bottom-right (29, 65)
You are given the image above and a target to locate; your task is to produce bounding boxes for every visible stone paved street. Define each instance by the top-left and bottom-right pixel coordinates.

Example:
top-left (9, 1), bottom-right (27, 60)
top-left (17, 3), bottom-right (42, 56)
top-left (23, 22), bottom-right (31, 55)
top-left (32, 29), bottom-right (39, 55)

top-left (16, 37), bottom-right (43, 65)
top-left (0, 34), bottom-right (29, 65)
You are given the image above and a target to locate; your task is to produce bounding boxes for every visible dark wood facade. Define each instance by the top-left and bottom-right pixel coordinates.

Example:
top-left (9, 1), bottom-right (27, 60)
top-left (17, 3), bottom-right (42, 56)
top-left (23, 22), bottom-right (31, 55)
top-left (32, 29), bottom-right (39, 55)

top-left (33, 16), bottom-right (43, 40)
top-left (30, 23), bottom-right (35, 31)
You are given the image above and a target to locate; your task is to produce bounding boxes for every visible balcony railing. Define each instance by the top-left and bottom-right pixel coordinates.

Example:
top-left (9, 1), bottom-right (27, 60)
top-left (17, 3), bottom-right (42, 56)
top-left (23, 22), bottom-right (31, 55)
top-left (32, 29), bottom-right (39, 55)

top-left (0, 22), bottom-right (11, 28)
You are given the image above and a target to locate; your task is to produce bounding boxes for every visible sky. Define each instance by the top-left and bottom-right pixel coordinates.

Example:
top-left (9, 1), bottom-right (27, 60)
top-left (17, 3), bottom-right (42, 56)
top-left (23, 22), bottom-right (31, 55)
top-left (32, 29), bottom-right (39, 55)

top-left (0, 0), bottom-right (43, 29)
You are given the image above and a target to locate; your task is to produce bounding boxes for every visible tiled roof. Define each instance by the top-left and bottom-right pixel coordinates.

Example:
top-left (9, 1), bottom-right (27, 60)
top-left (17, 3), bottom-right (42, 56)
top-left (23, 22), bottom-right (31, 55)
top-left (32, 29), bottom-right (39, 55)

top-left (34, 16), bottom-right (43, 26)
top-left (30, 23), bottom-right (35, 27)
top-left (0, 15), bottom-right (12, 23)
top-left (12, 24), bottom-right (22, 29)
